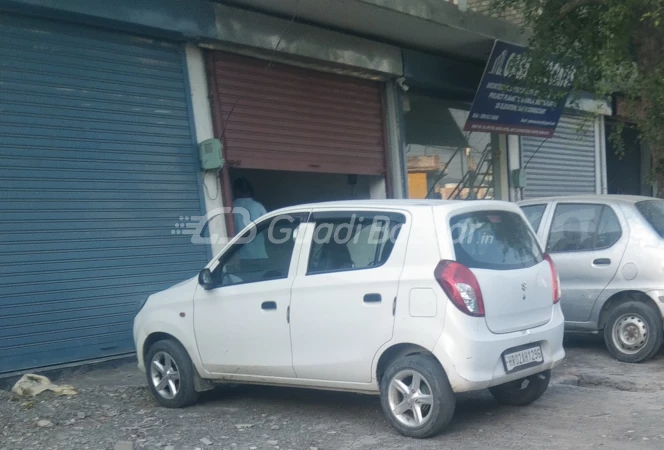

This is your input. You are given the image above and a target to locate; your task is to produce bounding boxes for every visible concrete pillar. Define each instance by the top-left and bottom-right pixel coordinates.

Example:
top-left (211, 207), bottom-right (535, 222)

top-left (384, 81), bottom-right (407, 198)
top-left (185, 44), bottom-right (228, 255)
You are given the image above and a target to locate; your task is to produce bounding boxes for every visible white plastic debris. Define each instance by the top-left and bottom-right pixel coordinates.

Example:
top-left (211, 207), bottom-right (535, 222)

top-left (12, 374), bottom-right (77, 397)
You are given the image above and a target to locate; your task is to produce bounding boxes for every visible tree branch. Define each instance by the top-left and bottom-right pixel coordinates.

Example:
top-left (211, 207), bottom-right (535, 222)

top-left (560, 0), bottom-right (606, 16)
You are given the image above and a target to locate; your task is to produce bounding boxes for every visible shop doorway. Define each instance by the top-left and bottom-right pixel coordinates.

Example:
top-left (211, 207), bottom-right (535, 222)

top-left (605, 122), bottom-right (645, 196)
top-left (207, 51), bottom-right (392, 234)
top-left (229, 168), bottom-right (386, 212)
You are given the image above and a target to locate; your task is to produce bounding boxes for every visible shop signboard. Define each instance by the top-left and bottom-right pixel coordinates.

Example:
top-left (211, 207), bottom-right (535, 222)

top-left (464, 41), bottom-right (576, 138)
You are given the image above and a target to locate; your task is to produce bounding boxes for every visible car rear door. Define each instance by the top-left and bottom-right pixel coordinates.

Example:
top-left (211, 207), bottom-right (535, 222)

top-left (438, 205), bottom-right (554, 334)
top-left (543, 202), bottom-right (627, 322)
top-left (289, 209), bottom-right (410, 383)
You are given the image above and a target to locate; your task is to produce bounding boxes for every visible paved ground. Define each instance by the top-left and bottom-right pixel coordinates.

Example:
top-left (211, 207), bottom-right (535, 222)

top-left (1, 336), bottom-right (664, 450)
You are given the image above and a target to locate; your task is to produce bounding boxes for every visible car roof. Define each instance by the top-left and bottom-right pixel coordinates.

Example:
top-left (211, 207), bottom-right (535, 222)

top-left (271, 199), bottom-right (514, 215)
top-left (518, 194), bottom-right (657, 206)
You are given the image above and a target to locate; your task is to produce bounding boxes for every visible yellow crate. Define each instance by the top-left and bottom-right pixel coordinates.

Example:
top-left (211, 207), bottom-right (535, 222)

top-left (408, 172), bottom-right (428, 199)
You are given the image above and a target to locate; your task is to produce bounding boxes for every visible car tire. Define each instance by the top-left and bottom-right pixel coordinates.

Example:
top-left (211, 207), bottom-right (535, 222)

top-left (379, 355), bottom-right (456, 439)
top-left (603, 300), bottom-right (663, 363)
top-left (145, 339), bottom-right (200, 408)
top-left (489, 370), bottom-right (551, 406)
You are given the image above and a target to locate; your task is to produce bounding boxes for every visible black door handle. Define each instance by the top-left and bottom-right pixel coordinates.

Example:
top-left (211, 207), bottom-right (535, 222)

top-left (593, 258), bottom-right (611, 266)
top-left (261, 301), bottom-right (277, 310)
top-left (364, 294), bottom-right (382, 303)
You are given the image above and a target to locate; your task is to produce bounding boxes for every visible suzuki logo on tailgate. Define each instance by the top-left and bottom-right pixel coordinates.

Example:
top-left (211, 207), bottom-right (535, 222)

top-left (521, 282), bottom-right (527, 300)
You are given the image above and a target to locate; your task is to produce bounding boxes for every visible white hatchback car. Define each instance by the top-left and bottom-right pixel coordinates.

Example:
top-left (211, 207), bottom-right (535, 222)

top-left (134, 200), bottom-right (565, 438)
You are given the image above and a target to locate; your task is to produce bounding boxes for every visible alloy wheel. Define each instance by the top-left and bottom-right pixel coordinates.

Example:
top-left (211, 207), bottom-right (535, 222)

top-left (387, 370), bottom-right (434, 428)
top-left (150, 351), bottom-right (181, 400)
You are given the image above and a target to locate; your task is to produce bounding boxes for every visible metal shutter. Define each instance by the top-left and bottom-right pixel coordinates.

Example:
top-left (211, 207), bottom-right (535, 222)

top-left (0, 15), bottom-right (208, 374)
top-left (209, 52), bottom-right (387, 175)
top-left (521, 115), bottom-right (597, 199)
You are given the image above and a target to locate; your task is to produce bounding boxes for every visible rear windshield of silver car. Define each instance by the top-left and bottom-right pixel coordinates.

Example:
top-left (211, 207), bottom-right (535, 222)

top-left (449, 210), bottom-right (544, 270)
top-left (635, 200), bottom-right (664, 237)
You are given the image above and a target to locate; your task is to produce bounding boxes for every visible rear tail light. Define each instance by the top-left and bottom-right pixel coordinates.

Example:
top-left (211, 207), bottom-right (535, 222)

top-left (544, 254), bottom-right (561, 304)
top-left (434, 260), bottom-right (485, 317)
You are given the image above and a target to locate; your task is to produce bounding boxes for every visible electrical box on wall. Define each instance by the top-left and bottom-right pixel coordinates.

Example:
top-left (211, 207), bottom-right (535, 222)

top-left (199, 138), bottom-right (224, 170)
top-left (511, 168), bottom-right (527, 189)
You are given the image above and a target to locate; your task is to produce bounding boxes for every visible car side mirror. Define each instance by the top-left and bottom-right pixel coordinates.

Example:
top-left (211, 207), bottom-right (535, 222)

top-left (198, 268), bottom-right (215, 290)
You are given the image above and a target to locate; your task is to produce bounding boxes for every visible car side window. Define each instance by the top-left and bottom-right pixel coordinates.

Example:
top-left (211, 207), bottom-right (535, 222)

top-left (595, 206), bottom-right (622, 249)
top-left (520, 204), bottom-right (547, 232)
top-left (212, 214), bottom-right (304, 287)
top-left (547, 204), bottom-right (620, 253)
top-left (307, 212), bottom-right (404, 275)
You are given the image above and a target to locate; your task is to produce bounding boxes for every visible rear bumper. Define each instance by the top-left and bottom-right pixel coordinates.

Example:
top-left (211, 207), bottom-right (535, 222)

top-left (433, 304), bottom-right (565, 393)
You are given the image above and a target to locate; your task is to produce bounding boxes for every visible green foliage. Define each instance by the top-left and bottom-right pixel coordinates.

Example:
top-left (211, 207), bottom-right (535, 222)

top-left (491, 0), bottom-right (664, 170)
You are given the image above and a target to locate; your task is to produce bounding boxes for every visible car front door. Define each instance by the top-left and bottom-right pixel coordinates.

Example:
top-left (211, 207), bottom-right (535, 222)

top-left (289, 210), bottom-right (410, 383)
top-left (193, 212), bottom-right (308, 377)
top-left (544, 203), bottom-right (627, 322)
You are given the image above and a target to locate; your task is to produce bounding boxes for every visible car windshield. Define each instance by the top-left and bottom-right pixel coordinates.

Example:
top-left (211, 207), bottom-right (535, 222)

top-left (449, 210), bottom-right (544, 270)
top-left (635, 200), bottom-right (664, 238)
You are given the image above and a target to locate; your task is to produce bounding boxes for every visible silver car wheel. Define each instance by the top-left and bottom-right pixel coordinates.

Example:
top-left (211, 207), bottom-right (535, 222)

top-left (612, 313), bottom-right (648, 355)
top-left (387, 370), bottom-right (434, 428)
top-left (150, 351), bottom-right (181, 400)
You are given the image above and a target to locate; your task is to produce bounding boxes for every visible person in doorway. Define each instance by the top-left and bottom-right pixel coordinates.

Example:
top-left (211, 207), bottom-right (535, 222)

top-left (232, 177), bottom-right (268, 259)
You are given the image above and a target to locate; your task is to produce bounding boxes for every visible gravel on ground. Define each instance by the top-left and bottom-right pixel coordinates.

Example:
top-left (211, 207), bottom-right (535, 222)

top-left (1, 335), bottom-right (663, 450)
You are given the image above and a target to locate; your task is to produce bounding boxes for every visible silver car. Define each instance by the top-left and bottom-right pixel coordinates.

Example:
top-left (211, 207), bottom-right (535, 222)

top-left (518, 195), bottom-right (664, 363)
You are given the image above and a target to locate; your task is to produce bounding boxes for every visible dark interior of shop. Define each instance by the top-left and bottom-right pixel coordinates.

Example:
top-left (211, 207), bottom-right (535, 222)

top-left (605, 122), bottom-right (648, 196)
top-left (229, 168), bottom-right (386, 212)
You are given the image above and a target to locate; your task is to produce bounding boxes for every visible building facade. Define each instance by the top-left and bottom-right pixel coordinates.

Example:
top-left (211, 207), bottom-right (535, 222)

top-left (0, 0), bottom-right (618, 375)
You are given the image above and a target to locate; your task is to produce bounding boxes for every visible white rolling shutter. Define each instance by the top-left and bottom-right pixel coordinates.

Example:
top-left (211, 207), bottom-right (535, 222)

top-left (521, 115), bottom-right (598, 199)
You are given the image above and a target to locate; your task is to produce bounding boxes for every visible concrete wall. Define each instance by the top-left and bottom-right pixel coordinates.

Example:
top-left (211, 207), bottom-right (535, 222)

top-left (466, 0), bottom-right (524, 26)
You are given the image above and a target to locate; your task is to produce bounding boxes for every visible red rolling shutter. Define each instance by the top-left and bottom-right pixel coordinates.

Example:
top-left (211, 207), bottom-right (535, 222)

top-left (208, 52), bottom-right (387, 176)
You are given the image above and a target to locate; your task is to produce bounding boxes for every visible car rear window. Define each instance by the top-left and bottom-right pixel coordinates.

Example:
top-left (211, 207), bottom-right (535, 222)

top-left (450, 210), bottom-right (543, 270)
top-left (635, 200), bottom-right (664, 238)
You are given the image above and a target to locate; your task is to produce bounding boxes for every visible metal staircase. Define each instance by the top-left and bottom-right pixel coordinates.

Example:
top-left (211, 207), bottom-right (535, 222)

top-left (424, 142), bottom-right (495, 200)
top-left (447, 143), bottom-right (494, 200)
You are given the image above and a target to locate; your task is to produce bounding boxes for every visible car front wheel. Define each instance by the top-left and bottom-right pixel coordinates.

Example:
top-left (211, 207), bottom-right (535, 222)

top-left (489, 370), bottom-right (550, 406)
top-left (145, 339), bottom-right (200, 408)
top-left (379, 355), bottom-right (456, 439)
top-left (604, 301), bottom-right (663, 363)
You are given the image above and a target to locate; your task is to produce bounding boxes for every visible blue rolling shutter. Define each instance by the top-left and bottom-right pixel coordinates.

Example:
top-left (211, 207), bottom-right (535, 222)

top-left (0, 15), bottom-right (208, 374)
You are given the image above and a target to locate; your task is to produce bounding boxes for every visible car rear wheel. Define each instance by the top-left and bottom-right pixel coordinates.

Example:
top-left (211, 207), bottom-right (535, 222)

top-left (604, 301), bottom-right (663, 363)
top-left (145, 339), bottom-right (199, 408)
top-left (489, 370), bottom-right (551, 406)
top-left (379, 355), bottom-right (455, 439)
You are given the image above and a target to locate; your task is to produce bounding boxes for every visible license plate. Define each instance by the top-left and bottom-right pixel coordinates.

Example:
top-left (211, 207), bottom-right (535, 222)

top-left (502, 345), bottom-right (543, 373)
